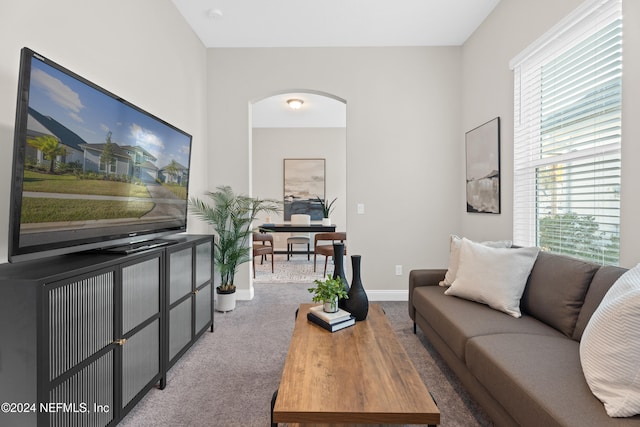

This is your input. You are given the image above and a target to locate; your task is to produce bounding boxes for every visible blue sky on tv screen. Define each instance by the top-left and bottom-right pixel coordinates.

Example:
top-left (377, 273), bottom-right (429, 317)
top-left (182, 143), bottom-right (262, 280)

top-left (28, 57), bottom-right (190, 169)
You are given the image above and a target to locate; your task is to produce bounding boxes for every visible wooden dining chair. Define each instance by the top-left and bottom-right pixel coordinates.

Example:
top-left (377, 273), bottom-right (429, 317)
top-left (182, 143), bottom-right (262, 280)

top-left (252, 233), bottom-right (274, 278)
top-left (313, 232), bottom-right (347, 275)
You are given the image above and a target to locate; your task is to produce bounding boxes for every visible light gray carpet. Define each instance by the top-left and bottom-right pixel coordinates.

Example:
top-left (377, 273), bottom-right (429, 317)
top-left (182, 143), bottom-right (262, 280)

top-left (119, 282), bottom-right (492, 426)
top-left (253, 254), bottom-right (337, 284)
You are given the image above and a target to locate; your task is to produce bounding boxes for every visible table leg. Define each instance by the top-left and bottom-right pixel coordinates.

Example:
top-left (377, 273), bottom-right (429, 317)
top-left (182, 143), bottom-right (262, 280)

top-left (271, 389), bottom-right (278, 427)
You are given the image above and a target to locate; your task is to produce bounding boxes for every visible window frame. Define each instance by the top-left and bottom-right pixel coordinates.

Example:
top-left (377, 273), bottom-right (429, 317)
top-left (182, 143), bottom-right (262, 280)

top-left (510, 0), bottom-right (622, 265)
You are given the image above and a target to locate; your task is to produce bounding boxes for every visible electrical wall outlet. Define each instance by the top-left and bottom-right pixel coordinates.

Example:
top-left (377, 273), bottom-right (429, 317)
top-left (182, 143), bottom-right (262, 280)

top-left (357, 203), bottom-right (365, 214)
top-left (395, 265), bottom-right (403, 276)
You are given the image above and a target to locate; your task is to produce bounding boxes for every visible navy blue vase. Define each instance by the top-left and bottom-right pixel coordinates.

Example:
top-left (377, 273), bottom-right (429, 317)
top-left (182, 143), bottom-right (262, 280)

top-left (344, 255), bottom-right (368, 321)
top-left (332, 243), bottom-right (350, 310)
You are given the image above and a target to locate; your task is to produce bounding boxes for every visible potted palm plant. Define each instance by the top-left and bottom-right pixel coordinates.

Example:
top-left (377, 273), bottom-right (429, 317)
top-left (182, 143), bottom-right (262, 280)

top-left (316, 196), bottom-right (337, 226)
top-left (189, 185), bottom-right (281, 312)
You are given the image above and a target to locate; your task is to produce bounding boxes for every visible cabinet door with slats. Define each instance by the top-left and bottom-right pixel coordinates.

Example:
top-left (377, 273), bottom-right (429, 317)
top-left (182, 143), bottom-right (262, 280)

top-left (46, 269), bottom-right (116, 427)
top-left (121, 255), bottom-right (162, 411)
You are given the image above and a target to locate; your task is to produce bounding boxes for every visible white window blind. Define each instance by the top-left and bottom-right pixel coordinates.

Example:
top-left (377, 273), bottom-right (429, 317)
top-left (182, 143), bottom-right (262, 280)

top-left (511, 0), bottom-right (622, 265)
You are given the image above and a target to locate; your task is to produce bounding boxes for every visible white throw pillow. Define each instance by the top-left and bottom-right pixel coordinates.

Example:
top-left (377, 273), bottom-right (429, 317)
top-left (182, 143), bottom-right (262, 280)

top-left (444, 238), bottom-right (539, 317)
top-left (580, 264), bottom-right (640, 417)
top-left (439, 234), bottom-right (513, 287)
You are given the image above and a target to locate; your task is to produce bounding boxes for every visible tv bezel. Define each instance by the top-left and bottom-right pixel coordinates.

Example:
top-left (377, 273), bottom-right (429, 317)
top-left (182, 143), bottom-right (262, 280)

top-left (8, 47), bottom-right (192, 263)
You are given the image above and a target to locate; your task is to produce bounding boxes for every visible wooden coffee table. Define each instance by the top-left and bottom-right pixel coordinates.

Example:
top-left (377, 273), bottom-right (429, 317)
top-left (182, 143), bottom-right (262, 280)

top-left (272, 303), bottom-right (440, 426)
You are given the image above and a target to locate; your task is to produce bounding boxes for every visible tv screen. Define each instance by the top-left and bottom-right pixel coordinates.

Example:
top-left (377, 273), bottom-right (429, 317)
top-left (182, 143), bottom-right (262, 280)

top-left (8, 47), bottom-right (193, 262)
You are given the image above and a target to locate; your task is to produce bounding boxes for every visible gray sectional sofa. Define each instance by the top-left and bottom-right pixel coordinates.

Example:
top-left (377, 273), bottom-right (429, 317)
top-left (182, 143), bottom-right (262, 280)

top-left (409, 250), bottom-right (640, 426)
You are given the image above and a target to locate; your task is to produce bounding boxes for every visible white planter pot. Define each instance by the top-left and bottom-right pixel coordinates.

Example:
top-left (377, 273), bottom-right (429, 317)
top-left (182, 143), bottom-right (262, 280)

top-left (216, 291), bottom-right (236, 312)
top-left (321, 217), bottom-right (331, 226)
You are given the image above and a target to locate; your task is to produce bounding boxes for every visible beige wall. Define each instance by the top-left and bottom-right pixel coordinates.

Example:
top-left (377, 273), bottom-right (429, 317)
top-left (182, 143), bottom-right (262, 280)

top-left (461, 0), bottom-right (640, 267)
top-left (252, 127), bottom-right (347, 251)
top-left (208, 47), bottom-right (463, 299)
top-left (0, 0), bottom-right (209, 263)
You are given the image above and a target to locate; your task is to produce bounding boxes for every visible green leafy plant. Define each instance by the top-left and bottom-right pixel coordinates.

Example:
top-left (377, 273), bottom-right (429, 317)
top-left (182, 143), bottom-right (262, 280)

top-left (27, 135), bottom-right (69, 173)
top-left (315, 196), bottom-right (337, 218)
top-left (538, 212), bottom-right (619, 264)
top-left (308, 275), bottom-right (348, 304)
top-left (189, 185), bottom-right (281, 293)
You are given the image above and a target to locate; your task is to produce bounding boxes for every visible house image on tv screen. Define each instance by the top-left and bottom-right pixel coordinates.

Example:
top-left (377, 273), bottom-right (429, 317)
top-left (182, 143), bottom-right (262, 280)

top-left (25, 106), bottom-right (189, 187)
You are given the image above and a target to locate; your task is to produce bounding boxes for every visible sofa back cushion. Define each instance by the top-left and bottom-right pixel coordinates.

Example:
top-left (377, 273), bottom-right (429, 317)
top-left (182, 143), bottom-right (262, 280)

top-left (573, 264), bottom-right (627, 341)
top-left (521, 251), bottom-right (598, 338)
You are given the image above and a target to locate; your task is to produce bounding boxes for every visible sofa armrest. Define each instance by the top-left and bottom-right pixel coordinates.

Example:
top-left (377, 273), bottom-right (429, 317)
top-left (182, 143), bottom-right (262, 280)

top-left (408, 269), bottom-right (447, 321)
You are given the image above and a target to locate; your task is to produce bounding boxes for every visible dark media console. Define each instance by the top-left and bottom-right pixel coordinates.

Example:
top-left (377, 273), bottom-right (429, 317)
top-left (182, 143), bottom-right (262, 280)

top-left (0, 234), bottom-right (213, 427)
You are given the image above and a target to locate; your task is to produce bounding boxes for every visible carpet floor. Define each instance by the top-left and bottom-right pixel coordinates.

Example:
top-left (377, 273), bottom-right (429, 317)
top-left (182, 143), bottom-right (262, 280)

top-left (253, 254), bottom-right (337, 284)
top-left (119, 281), bottom-right (493, 427)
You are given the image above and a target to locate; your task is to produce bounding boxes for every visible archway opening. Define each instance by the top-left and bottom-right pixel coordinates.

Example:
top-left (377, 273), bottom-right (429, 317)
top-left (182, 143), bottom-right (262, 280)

top-left (249, 90), bottom-right (347, 282)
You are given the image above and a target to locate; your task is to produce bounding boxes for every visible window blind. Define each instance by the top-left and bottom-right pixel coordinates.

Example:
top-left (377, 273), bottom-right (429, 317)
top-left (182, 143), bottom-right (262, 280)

top-left (511, 0), bottom-right (622, 265)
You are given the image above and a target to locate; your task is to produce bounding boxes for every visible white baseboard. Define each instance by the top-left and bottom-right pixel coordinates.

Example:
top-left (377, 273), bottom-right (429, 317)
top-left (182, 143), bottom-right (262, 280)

top-left (366, 290), bottom-right (408, 301)
top-left (235, 288), bottom-right (254, 300)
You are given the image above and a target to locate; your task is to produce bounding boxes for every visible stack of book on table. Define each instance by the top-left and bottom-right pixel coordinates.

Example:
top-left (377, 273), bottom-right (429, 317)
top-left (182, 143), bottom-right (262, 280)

top-left (307, 305), bottom-right (355, 332)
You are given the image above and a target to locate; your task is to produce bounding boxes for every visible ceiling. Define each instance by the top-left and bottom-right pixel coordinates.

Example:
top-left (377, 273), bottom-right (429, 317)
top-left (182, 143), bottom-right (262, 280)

top-left (171, 0), bottom-right (500, 48)
top-left (172, 0), bottom-right (500, 127)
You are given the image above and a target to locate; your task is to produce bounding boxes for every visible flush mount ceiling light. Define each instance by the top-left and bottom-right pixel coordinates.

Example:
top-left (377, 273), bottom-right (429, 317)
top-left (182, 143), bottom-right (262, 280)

top-left (207, 8), bottom-right (223, 19)
top-left (287, 98), bottom-right (304, 110)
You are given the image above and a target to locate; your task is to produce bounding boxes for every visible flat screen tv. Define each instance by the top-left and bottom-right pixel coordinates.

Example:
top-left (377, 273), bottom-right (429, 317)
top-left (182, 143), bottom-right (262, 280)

top-left (8, 47), bottom-right (193, 262)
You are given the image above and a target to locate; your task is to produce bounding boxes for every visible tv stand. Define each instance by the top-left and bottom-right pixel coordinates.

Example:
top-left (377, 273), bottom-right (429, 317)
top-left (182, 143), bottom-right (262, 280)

top-left (0, 234), bottom-right (213, 427)
top-left (97, 238), bottom-right (179, 255)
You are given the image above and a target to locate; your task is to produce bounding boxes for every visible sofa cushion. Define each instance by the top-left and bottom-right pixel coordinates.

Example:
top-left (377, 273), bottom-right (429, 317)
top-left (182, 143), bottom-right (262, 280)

top-left (521, 251), bottom-right (598, 338)
top-left (466, 334), bottom-right (640, 426)
top-left (573, 265), bottom-right (627, 341)
top-left (439, 234), bottom-right (512, 287)
top-left (445, 238), bottom-right (539, 317)
top-left (580, 264), bottom-right (640, 417)
top-left (413, 286), bottom-right (563, 361)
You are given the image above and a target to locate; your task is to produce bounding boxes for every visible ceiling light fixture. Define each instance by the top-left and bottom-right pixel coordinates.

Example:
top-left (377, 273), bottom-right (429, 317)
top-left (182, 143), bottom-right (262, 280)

top-left (287, 99), bottom-right (304, 110)
top-left (207, 8), bottom-right (223, 19)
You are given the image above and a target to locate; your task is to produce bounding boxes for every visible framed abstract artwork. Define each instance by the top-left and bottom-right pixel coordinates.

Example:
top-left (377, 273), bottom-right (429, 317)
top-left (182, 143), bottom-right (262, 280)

top-left (283, 158), bottom-right (325, 220)
top-left (465, 117), bottom-right (500, 214)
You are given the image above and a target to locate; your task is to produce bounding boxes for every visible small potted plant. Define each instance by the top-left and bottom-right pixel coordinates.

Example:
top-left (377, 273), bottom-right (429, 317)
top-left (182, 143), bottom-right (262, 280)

top-left (315, 196), bottom-right (337, 226)
top-left (308, 275), bottom-right (348, 313)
